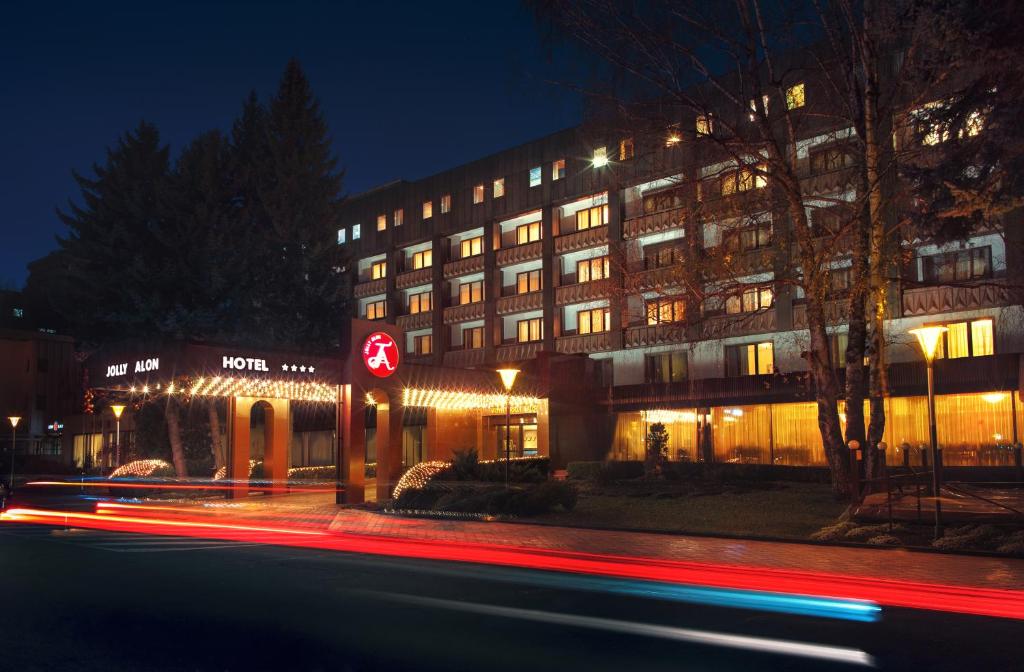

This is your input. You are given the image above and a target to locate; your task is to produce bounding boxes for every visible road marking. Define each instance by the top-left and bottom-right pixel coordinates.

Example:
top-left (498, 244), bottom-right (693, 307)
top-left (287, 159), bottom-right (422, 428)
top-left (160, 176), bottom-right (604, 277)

top-left (366, 591), bottom-right (876, 667)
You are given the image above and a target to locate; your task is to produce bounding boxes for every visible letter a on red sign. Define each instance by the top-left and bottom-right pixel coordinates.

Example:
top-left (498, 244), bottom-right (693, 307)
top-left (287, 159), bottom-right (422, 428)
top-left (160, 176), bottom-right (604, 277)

top-left (362, 332), bottom-right (399, 377)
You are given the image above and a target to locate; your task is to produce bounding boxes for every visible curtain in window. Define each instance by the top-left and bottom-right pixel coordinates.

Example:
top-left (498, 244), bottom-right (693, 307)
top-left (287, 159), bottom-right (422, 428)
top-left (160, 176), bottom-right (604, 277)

top-left (944, 322), bottom-right (970, 358)
top-left (771, 403), bottom-right (827, 465)
top-left (713, 405), bottom-right (771, 463)
top-left (971, 319), bottom-right (994, 356)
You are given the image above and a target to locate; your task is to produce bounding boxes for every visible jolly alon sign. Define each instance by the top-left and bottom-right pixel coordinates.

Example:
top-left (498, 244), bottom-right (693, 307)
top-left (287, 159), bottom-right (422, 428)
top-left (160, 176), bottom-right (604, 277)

top-left (362, 332), bottom-right (399, 378)
top-left (106, 357), bottom-right (160, 378)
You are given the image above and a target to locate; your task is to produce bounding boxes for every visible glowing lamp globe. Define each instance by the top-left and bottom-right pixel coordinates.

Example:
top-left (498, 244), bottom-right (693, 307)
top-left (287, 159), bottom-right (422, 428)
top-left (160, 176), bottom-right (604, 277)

top-left (497, 368), bottom-right (520, 392)
top-left (7, 416), bottom-right (20, 429)
top-left (909, 326), bottom-right (948, 363)
top-left (110, 404), bottom-right (126, 420)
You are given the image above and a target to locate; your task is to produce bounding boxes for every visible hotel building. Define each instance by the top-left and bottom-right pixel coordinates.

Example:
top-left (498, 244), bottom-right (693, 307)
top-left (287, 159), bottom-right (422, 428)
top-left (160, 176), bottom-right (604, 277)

top-left (337, 81), bottom-right (1024, 472)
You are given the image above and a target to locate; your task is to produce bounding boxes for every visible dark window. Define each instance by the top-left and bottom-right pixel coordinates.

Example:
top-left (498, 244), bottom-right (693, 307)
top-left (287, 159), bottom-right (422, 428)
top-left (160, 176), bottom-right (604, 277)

top-left (645, 352), bottom-right (687, 384)
top-left (922, 247), bottom-right (991, 283)
top-left (810, 146), bottom-right (852, 174)
top-left (642, 187), bottom-right (685, 214)
top-left (723, 220), bottom-right (772, 252)
top-left (644, 244), bottom-right (685, 270)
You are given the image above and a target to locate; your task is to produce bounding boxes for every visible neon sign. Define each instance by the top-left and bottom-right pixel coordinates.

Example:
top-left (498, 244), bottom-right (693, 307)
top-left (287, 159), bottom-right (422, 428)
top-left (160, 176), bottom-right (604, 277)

top-left (362, 332), bottom-right (399, 378)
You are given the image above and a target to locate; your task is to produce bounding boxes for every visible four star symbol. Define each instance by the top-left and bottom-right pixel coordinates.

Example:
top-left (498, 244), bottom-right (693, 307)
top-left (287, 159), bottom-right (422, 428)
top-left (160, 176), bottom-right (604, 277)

top-left (278, 362), bottom-right (317, 374)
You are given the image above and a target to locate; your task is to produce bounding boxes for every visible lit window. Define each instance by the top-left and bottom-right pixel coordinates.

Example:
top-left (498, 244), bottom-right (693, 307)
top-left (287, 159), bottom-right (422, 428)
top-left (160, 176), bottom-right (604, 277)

top-left (412, 334), bottom-right (432, 356)
top-left (463, 326), bottom-right (484, 350)
top-left (516, 269), bottom-right (542, 294)
top-left (459, 280), bottom-right (484, 305)
top-left (642, 187), bottom-right (685, 215)
top-left (408, 291), bottom-right (432, 314)
top-left (517, 318), bottom-right (543, 343)
top-left (516, 221), bottom-right (541, 245)
top-left (422, 200), bottom-right (433, 219)
top-left (592, 146), bottom-right (608, 168)
top-left (12, 308), bottom-right (24, 319)
top-left (665, 127), bottom-right (681, 147)
top-left (577, 256), bottom-right (609, 283)
top-left (529, 166), bottom-right (542, 187)
top-left (619, 138), bottom-right (634, 160)
top-left (460, 236), bottom-right (483, 258)
top-left (352, 224), bottom-right (361, 240)
top-left (578, 307), bottom-right (610, 335)
top-left (748, 95), bottom-right (769, 121)
top-left (644, 244), bottom-right (684, 270)
top-left (553, 159), bottom-right (566, 180)
top-left (377, 214), bottom-right (387, 231)
top-left (696, 114), bottom-right (713, 136)
top-left (441, 194), bottom-right (451, 214)
top-left (493, 178), bottom-right (505, 198)
top-left (725, 285), bottom-right (774, 315)
top-left (473, 184), bottom-right (485, 204)
top-left (576, 204), bottom-right (608, 231)
top-left (726, 342), bottom-right (774, 376)
top-left (337, 228), bottom-right (347, 245)
top-left (366, 300), bottom-right (386, 320)
top-left (410, 249), bottom-right (432, 270)
top-left (720, 164), bottom-right (767, 195)
top-left (393, 209), bottom-right (404, 227)
top-left (786, 83), bottom-right (805, 110)
top-left (371, 261), bottom-right (387, 280)
top-left (934, 318), bottom-right (994, 359)
top-left (646, 298), bottom-right (686, 325)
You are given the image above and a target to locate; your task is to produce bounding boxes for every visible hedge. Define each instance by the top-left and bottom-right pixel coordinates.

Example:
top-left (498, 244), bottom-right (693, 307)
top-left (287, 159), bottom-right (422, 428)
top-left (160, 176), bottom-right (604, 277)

top-left (566, 460), bottom-right (831, 484)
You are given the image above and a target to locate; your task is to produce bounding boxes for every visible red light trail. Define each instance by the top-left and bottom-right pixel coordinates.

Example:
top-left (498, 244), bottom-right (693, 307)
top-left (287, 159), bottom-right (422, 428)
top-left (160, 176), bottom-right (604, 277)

top-left (3, 505), bottom-right (1022, 622)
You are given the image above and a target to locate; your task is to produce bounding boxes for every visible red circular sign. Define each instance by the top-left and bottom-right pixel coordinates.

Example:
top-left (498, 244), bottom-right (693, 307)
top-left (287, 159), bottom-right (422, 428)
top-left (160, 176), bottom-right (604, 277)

top-left (362, 332), bottom-right (399, 378)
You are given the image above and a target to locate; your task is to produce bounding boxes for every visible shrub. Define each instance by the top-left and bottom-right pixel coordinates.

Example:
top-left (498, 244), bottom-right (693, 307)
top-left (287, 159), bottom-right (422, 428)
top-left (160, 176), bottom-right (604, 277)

top-left (396, 480), bottom-right (577, 517)
top-left (288, 465), bottom-right (336, 481)
top-left (109, 459), bottom-right (176, 479)
top-left (450, 449), bottom-right (480, 480)
top-left (567, 461), bottom-right (603, 481)
top-left (645, 423), bottom-right (669, 478)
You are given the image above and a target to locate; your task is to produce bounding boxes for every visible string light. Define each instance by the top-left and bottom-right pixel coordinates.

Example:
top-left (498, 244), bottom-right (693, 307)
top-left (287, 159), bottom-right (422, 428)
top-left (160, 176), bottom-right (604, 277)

top-left (391, 455), bottom-right (547, 501)
top-left (108, 459), bottom-right (174, 479)
top-left (402, 387), bottom-right (541, 412)
top-left (641, 410), bottom-right (697, 424)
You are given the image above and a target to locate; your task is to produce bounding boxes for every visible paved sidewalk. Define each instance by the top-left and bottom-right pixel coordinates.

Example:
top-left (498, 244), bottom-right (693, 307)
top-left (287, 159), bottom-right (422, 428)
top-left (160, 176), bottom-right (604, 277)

top-left (325, 506), bottom-right (1024, 591)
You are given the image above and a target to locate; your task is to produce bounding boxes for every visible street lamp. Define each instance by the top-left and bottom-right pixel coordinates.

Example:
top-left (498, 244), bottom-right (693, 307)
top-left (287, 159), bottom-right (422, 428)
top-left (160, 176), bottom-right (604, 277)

top-left (909, 326), bottom-right (947, 538)
top-left (7, 416), bottom-right (20, 494)
top-left (497, 368), bottom-right (520, 490)
top-left (110, 404), bottom-right (126, 468)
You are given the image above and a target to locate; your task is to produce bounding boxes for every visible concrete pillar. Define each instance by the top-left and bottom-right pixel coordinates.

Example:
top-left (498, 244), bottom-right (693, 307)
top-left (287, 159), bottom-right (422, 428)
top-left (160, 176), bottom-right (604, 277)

top-left (606, 188), bottom-right (625, 351)
top-left (339, 385), bottom-right (365, 504)
top-left (374, 392), bottom-right (406, 502)
top-left (542, 205), bottom-right (557, 348)
top-left (229, 398), bottom-right (250, 499)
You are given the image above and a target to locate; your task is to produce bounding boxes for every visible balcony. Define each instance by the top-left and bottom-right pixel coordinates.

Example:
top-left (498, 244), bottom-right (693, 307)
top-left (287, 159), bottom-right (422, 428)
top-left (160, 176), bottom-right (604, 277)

top-left (496, 291), bottom-right (544, 315)
top-left (624, 323), bottom-right (687, 348)
top-left (443, 302), bottom-right (486, 325)
top-left (700, 309), bottom-right (776, 339)
top-left (354, 277), bottom-right (386, 299)
top-left (443, 255), bottom-right (485, 279)
top-left (623, 208), bottom-right (685, 239)
top-left (396, 312), bottom-right (432, 332)
top-left (556, 331), bottom-right (613, 355)
top-left (496, 241), bottom-right (542, 266)
top-left (901, 281), bottom-right (1012, 318)
top-left (395, 267), bottom-right (433, 290)
top-left (443, 348), bottom-right (487, 368)
top-left (800, 165), bottom-right (857, 196)
top-left (626, 265), bottom-right (685, 293)
top-left (496, 341), bottom-right (542, 363)
top-left (555, 279), bottom-right (613, 306)
top-left (792, 300), bottom-right (846, 329)
top-left (554, 226), bottom-right (608, 254)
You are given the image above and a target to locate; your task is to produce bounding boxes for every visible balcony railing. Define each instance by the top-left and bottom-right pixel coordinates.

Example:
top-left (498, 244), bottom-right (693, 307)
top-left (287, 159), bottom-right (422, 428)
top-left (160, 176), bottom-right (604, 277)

top-left (800, 165), bottom-right (857, 196)
top-left (496, 291), bottom-right (544, 315)
top-left (623, 208), bottom-right (685, 239)
top-left (442, 255), bottom-right (485, 279)
top-left (623, 323), bottom-right (688, 348)
top-left (901, 281), bottom-right (1012, 317)
top-left (792, 300), bottom-right (846, 329)
top-left (496, 241), bottom-right (543, 266)
top-left (496, 341), bottom-right (542, 363)
top-left (554, 226), bottom-right (608, 254)
top-left (556, 331), bottom-right (613, 355)
top-left (555, 279), bottom-right (613, 306)
top-left (443, 348), bottom-right (487, 368)
top-left (396, 312), bottom-right (432, 331)
top-left (354, 277), bottom-right (386, 298)
top-left (700, 309), bottom-right (776, 339)
top-left (443, 302), bottom-right (486, 325)
top-left (626, 266), bottom-right (685, 293)
top-left (395, 267), bottom-right (433, 290)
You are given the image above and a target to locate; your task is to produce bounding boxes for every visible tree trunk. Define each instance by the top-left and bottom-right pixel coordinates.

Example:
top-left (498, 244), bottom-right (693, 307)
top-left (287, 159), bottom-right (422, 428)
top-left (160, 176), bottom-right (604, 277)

top-left (165, 401), bottom-right (188, 477)
top-left (207, 399), bottom-right (225, 470)
top-left (806, 296), bottom-right (852, 498)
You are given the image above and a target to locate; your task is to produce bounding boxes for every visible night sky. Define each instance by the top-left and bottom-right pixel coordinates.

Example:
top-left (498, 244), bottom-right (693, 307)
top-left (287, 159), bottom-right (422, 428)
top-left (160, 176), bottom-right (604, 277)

top-left (0, 1), bottom-right (581, 288)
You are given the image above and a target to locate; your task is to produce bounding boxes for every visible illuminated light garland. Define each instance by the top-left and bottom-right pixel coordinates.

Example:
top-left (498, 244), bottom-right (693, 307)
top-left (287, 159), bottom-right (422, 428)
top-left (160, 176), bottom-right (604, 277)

top-left (391, 460), bottom-right (450, 500)
top-left (189, 376), bottom-right (336, 403)
top-left (212, 459), bottom-right (262, 481)
top-left (641, 410), bottom-right (697, 424)
top-left (401, 387), bottom-right (541, 413)
top-left (108, 459), bottom-right (174, 479)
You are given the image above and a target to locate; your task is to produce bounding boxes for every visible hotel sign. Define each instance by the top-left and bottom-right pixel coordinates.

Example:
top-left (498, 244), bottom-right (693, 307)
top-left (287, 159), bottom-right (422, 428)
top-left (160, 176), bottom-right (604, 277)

top-left (362, 332), bottom-right (399, 378)
top-left (105, 357), bottom-right (159, 378)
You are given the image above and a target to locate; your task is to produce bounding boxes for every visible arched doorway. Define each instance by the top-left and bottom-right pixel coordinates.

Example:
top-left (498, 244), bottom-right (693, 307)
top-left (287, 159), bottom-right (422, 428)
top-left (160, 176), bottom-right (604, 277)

top-left (341, 388), bottom-right (403, 503)
top-left (229, 396), bottom-right (290, 498)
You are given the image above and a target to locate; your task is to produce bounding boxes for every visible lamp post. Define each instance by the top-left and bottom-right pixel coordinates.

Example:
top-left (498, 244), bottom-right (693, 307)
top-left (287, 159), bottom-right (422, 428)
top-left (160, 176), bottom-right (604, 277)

top-left (7, 416), bottom-right (20, 494)
top-left (110, 404), bottom-right (126, 468)
top-left (909, 326), bottom-right (947, 539)
top-left (497, 368), bottom-right (520, 490)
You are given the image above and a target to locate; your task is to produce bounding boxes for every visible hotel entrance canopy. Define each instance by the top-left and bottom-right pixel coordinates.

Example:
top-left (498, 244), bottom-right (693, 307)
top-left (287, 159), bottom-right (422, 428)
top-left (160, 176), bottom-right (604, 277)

top-left (86, 341), bottom-right (343, 402)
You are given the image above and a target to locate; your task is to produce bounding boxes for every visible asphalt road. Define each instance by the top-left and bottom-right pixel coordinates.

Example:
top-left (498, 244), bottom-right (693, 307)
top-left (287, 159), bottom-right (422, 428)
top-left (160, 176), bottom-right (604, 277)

top-left (0, 523), bottom-right (1020, 672)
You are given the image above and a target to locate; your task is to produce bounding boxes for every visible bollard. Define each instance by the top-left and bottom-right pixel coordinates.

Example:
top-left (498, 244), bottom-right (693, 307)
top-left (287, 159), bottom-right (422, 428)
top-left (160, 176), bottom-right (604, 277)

top-left (848, 440), bottom-right (861, 500)
top-left (901, 442), bottom-right (911, 468)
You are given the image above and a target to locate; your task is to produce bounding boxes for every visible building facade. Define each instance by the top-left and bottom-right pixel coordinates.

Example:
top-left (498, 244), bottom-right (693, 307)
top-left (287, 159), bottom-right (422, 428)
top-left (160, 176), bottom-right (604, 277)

top-left (338, 82), bottom-right (1024, 471)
